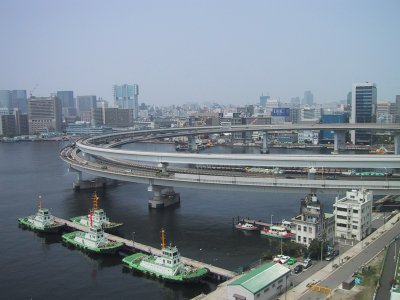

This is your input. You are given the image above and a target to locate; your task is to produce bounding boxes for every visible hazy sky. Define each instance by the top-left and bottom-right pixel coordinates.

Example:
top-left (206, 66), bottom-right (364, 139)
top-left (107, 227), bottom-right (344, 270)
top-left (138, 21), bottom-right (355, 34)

top-left (1, 0), bottom-right (399, 105)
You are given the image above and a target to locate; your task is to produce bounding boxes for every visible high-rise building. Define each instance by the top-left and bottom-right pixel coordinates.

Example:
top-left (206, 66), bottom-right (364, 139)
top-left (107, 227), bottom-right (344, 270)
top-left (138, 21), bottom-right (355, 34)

top-left (28, 96), bottom-right (62, 134)
top-left (77, 95), bottom-right (96, 114)
top-left (57, 91), bottom-right (76, 118)
top-left (11, 90), bottom-right (28, 113)
top-left (259, 94), bottom-right (269, 107)
top-left (113, 84), bottom-right (139, 120)
top-left (0, 90), bottom-right (11, 112)
top-left (92, 107), bottom-right (133, 127)
top-left (347, 91), bottom-right (352, 107)
top-left (303, 90), bottom-right (314, 106)
top-left (350, 82), bottom-right (377, 144)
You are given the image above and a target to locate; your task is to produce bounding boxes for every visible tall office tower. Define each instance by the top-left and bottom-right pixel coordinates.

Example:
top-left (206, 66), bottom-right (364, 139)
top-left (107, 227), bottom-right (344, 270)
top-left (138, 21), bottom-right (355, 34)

top-left (259, 94), bottom-right (270, 107)
top-left (350, 82), bottom-right (377, 144)
top-left (11, 90), bottom-right (28, 113)
top-left (113, 84), bottom-right (139, 120)
top-left (396, 95), bottom-right (400, 115)
top-left (303, 91), bottom-right (314, 106)
top-left (347, 92), bottom-right (352, 107)
top-left (28, 96), bottom-right (62, 134)
top-left (77, 95), bottom-right (96, 122)
top-left (57, 91), bottom-right (76, 118)
top-left (0, 90), bottom-right (11, 112)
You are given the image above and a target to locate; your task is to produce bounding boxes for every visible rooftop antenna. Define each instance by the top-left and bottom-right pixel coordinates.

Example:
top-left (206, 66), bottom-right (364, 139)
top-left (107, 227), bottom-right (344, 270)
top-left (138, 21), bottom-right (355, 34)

top-left (92, 191), bottom-right (99, 211)
top-left (38, 194), bottom-right (42, 209)
top-left (161, 228), bottom-right (166, 249)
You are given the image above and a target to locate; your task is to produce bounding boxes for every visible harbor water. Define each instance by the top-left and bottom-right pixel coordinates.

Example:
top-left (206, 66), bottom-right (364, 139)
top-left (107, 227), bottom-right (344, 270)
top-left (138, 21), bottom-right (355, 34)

top-left (0, 142), bottom-right (337, 299)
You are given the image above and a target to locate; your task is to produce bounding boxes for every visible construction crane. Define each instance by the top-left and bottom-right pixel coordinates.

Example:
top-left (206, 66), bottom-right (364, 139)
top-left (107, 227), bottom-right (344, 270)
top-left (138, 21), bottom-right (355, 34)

top-left (30, 84), bottom-right (38, 97)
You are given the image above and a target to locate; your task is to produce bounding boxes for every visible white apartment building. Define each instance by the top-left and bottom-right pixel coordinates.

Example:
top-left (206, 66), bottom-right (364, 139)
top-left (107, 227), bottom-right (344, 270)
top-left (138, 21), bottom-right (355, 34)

top-left (291, 194), bottom-right (335, 247)
top-left (333, 189), bottom-right (373, 241)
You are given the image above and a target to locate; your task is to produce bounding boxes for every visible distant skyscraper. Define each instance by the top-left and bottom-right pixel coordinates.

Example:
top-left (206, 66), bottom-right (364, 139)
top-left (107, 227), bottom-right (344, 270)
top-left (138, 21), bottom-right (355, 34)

top-left (396, 95), bottom-right (400, 115)
top-left (347, 92), bottom-right (352, 107)
top-left (28, 96), bottom-right (62, 134)
top-left (77, 95), bottom-right (96, 114)
top-left (113, 84), bottom-right (139, 119)
top-left (350, 82), bottom-right (377, 144)
top-left (303, 91), bottom-right (314, 106)
top-left (57, 91), bottom-right (76, 118)
top-left (259, 94), bottom-right (269, 107)
top-left (11, 90), bottom-right (28, 113)
top-left (0, 90), bottom-right (11, 112)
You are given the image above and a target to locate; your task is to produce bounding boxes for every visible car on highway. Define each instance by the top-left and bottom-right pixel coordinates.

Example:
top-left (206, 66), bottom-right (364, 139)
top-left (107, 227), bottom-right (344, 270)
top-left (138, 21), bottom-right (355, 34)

top-left (302, 258), bottom-right (312, 268)
top-left (287, 257), bottom-right (297, 265)
top-left (293, 264), bottom-right (303, 274)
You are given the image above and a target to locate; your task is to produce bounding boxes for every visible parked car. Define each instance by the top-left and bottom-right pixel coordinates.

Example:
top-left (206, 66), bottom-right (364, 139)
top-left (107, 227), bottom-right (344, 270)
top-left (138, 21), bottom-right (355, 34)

top-left (280, 256), bottom-right (291, 264)
top-left (293, 264), bottom-right (303, 274)
top-left (303, 258), bottom-right (312, 268)
top-left (287, 257), bottom-right (297, 265)
top-left (273, 255), bottom-right (284, 263)
top-left (325, 250), bottom-right (339, 261)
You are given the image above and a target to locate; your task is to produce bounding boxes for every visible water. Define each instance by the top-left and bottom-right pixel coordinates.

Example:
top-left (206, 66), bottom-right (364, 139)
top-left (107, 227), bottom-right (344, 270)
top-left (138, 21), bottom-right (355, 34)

top-left (0, 142), bottom-right (337, 299)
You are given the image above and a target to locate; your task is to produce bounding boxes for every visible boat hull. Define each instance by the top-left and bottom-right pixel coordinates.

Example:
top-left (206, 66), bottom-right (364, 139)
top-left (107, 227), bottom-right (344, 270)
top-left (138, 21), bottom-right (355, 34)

top-left (122, 253), bottom-right (208, 283)
top-left (18, 217), bottom-right (65, 233)
top-left (62, 231), bottom-right (123, 255)
top-left (69, 216), bottom-right (123, 232)
top-left (260, 230), bottom-right (291, 239)
top-left (234, 224), bottom-right (258, 231)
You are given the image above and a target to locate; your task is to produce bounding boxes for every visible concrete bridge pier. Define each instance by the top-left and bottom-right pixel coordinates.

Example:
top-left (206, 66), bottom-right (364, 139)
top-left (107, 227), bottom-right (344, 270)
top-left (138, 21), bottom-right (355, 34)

top-left (148, 185), bottom-right (180, 209)
top-left (260, 131), bottom-right (270, 154)
top-left (332, 130), bottom-right (346, 154)
top-left (158, 162), bottom-right (169, 174)
top-left (394, 134), bottom-right (400, 155)
top-left (188, 136), bottom-right (197, 152)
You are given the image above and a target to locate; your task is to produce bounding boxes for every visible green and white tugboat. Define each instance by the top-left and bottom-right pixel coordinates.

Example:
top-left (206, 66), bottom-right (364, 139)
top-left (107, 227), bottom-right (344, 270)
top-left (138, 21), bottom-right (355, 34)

top-left (18, 194), bottom-right (65, 233)
top-left (70, 192), bottom-right (123, 232)
top-left (122, 229), bottom-right (208, 282)
top-left (62, 211), bottom-right (123, 255)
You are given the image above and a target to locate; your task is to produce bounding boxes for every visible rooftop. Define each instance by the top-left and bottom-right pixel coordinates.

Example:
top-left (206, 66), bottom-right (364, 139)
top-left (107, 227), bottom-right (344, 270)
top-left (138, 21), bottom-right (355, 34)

top-left (228, 262), bottom-right (290, 294)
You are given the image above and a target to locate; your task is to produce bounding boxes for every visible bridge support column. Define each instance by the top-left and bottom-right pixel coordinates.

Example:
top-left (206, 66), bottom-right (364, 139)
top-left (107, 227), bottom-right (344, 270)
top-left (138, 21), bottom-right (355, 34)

top-left (188, 136), bottom-right (197, 152)
top-left (158, 162), bottom-right (169, 174)
top-left (332, 130), bottom-right (346, 154)
top-left (308, 167), bottom-right (316, 180)
top-left (260, 131), bottom-right (269, 154)
top-left (148, 185), bottom-right (180, 209)
top-left (394, 134), bottom-right (400, 155)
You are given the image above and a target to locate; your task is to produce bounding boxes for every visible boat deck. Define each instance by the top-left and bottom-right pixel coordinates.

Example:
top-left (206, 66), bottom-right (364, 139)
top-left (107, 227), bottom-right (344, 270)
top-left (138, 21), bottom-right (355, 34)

top-left (54, 217), bottom-right (236, 280)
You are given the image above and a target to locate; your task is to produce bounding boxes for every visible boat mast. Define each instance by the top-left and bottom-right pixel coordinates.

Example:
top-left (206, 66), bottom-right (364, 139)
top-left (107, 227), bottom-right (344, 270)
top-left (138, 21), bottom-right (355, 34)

top-left (38, 194), bottom-right (42, 209)
top-left (161, 228), bottom-right (166, 249)
top-left (89, 210), bottom-right (93, 227)
top-left (92, 192), bottom-right (99, 211)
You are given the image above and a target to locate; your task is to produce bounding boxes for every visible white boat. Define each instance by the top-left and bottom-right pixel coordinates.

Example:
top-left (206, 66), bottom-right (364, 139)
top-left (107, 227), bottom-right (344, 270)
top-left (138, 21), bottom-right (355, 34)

top-left (235, 222), bottom-right (258, 231)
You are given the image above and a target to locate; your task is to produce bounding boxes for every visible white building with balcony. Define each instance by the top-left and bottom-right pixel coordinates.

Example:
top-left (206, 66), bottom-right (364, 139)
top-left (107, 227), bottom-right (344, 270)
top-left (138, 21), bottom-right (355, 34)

top-left (333, 189), bottom-right (373, 241)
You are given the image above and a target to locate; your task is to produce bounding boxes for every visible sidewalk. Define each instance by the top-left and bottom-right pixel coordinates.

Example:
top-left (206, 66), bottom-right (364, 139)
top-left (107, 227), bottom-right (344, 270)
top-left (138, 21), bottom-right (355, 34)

top-left (283, 213), bottom-right (400, 300)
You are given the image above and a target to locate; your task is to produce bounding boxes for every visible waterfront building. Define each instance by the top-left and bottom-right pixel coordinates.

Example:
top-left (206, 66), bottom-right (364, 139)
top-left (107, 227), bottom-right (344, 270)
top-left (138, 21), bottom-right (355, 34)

top-left (66, 122), bottom-right (112, 136)
top-left (227, 262), bottom-right (292, 300)
top-left (291, 194), bottom-right (335, 247)
top-left (11, 90), bottom-right (28, 113)
top-left (0, 114), bottom-right (16, 137)
top-left (320, 113), bottom-right (348, 144)
top-left (28, 96), bottom-right (62, 134)
top-left (57, 91), bottom-right (76, 118)
top-left (300, 106), bottom-right (321, 123)
top-left (92, 107), bottom-right (133, 127)
top-left (297, 130), bottom-right (319, 144)
top-left (113, 84), bottom-right (139, 120)
top-left (350, 82), bottom-right (377, 144)
top-left (333, 189), bottom-right (373, 241)
top-left (76, 95), bottom-right (96, 122)
top-left (303, 90), bottom-right (314, 106)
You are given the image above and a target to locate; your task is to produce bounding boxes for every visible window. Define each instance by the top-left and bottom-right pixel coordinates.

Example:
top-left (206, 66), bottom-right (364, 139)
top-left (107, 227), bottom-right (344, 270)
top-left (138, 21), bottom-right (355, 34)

top-left (278, 278), bottom-right (283, 284)
top-left (303, 237), bottom-right (307, 243)
top-left (337, 215), bottom-right (347, 220)
top-left (309, 238), bottom-right (313, 243)
top-left (309, 227), bottom-right (312, 233)
top-left (337, 223), bottom-right (347, 228)
top-left (298, 236), bottom-right (301, 242)
top-left (303, 226), bottom-right (307, 232)
top-left (353, 209), bottom-right (359, 213)
top-left (298, 225), bottom-right (301, 231)
top-left (337, 207), bottom-right (347, 212)
top-left (353, 225), bottom-right (358, 229)
top-left (263, 287), bottom-right (269, 293)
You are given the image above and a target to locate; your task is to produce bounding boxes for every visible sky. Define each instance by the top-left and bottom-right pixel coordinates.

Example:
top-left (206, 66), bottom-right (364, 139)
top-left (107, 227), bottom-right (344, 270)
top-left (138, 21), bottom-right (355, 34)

top-left (0, 0), bottom-right (399, 106)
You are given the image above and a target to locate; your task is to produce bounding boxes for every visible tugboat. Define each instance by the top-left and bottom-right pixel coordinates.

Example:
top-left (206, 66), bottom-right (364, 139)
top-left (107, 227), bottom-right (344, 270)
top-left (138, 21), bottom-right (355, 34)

top-left (122, 229), bottom-right (208, 282)
top-left (18, 194), bottom-right (64, 233)
top-left (62, 211), bottom-right (123, 254)
top-left (70, 192), bottom-right (123, 232)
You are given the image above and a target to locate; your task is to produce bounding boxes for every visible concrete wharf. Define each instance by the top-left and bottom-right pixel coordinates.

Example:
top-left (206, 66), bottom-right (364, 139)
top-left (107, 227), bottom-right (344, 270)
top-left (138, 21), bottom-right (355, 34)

top-left (238, 217), bottom-right (272, 228)
top-left (54, 217), bottom-right (236, 281)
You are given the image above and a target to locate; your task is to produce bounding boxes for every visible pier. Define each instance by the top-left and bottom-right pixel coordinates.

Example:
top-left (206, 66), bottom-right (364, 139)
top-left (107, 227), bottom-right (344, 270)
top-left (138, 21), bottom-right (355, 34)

top-left (54, 217), bottom-right (237, 281)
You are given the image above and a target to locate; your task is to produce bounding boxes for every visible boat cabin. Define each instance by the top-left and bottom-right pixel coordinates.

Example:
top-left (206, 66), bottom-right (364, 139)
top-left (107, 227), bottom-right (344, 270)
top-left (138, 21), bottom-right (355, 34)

top-left (161, 246), bottom-right (181, 267)
top-left (88, 226), bottom-right (104, 241)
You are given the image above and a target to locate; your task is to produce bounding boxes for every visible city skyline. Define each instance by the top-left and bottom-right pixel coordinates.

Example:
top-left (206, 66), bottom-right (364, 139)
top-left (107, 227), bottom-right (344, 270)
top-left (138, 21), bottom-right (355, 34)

top-left (1, 0), bottom-right (399, 105)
